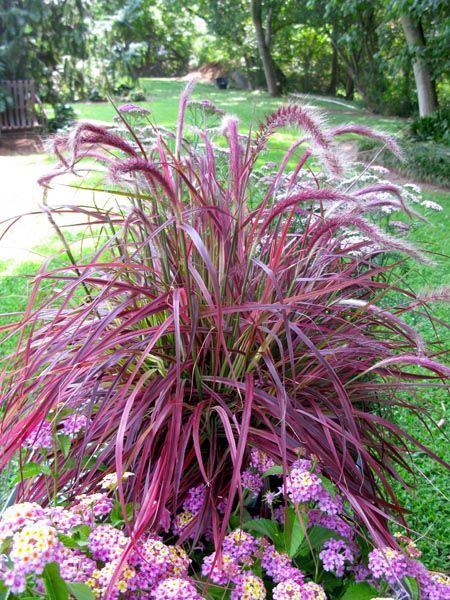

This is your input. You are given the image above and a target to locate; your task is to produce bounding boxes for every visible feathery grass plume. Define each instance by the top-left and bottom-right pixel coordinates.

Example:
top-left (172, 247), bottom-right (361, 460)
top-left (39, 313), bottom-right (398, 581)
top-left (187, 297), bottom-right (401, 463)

top-left (329, 124), bottom-right (404, 160)
top-left (254, 103), bottom-right (342, 177)
top-left (0, 86), bottom-right (448, 564)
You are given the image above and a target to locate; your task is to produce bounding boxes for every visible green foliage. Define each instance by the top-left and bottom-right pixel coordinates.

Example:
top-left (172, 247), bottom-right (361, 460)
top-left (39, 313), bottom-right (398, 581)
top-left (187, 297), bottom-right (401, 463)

top-left (87, 88), bottom-right (106, 102)
top-left (340, 582), bottom-right (380, 599)
top-left (128, 88), bottom-right (146, 102)
top-left (48, 103), bottom-right (77, 133)
top-left (0, 0), bottom-right (88, 102)
top-left (42, 563), bottom-right (68, 600)
top-left (66, 583), bottom-right (95, 600)
top-left (369, 140), bottom-right (450, 186)
top-left (409, 107), bottom-right (450, 144)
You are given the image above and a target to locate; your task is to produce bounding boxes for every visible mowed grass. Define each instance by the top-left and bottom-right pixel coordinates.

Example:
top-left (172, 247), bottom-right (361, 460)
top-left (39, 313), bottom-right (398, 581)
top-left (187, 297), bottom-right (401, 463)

top-left (71, 78), bottom-right (406, 165)
top-left (73, 78), bottom-right (406, 133)
top-left (389, 188), bottom-right (450, 569)
top-left (2, 78), bottom-right (449, 568)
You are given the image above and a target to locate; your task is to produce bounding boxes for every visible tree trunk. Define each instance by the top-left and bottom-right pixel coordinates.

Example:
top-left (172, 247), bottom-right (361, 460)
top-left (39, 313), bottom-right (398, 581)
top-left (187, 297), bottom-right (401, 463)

top-left (345, 76), bottom-right (354, 100)
top-left (250, 0), bottom-right (279, 97)
top-left (400, 13), bottom-right (438, 117)
top-left (327, 36), bottom-right (339, 95)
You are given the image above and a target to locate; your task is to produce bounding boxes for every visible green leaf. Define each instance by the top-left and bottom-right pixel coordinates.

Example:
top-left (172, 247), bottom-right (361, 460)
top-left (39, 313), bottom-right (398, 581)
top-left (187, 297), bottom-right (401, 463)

top-left (298, 525), bottom-right (341, 554)
top-left (405, 576), bottom-right (420, 600)
top-left (340, 582), bottom-right (380, 599)
top-left (71, 524), bottom-right (91, 540)
top-left (12, 461), bottom-right (51, 483)
top-left (262, 465), bottom-right (283, 477)
top-left (0, 582), bottom-right (10, 600)
top-left (243, 518), bottom-right (280, 543)
top-left (66, 582), bottom-right (95, 600)
top-left (58, 533), bottom-right (79, 549)
top-left (319, 474), bottom-right (336, 495)
top-left (287, 510), bottom-right (307, 558)
top-left (58, 434), bottom-right (71, 459)
top-left (43, 563), bottom-right (69, 600)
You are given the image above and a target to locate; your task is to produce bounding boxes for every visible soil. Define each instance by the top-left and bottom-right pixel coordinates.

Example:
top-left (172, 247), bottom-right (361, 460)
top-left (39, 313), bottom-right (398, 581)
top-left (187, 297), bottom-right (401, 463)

top-left (0, 131), bottom-right (45, 156)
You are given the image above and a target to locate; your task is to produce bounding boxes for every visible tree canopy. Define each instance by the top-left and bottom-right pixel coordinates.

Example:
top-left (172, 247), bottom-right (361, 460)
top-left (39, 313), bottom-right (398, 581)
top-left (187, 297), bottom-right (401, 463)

top-left (0, 0), bottom-right (448, 116)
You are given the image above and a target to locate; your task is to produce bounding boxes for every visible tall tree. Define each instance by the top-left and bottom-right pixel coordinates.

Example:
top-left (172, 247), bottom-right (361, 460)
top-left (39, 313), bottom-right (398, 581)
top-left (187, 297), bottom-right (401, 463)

top-left (249, 0), bottom-right (280, 96)
top-left (400, 12), bottom-right (437, 116)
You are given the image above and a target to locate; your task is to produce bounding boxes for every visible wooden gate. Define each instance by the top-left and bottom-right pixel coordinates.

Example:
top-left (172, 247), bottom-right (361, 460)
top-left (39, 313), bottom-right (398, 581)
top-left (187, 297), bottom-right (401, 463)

top-left (0, 80), bottom-right (42, 130)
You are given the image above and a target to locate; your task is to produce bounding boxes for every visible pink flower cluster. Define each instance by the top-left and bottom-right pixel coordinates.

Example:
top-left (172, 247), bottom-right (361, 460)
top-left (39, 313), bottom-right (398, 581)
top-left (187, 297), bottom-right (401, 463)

top-left (61, 413), bottom-right (89, 438)
top-left (285, 468), bottom-right (323, 504)
top-left (72, 492), bottom-right (113, 523)
top-left (319, 539), bottom-right (356, 577)
top-left (150, 576), bottom-right (201, 599)
top-left (222, 528), bottom-right (259, 562)
top-left (173, 484), bottom-right (206, 536)
top-left (273, 579), bottom-right (327, 600)
top-left (261, 544), bottom-right (304, 584)
top-left (24, 412), bottom-right (89, 451)
top-left (1, 517), bottom-right (62, 594)
top-left (231, 572), bottom-right (266, 599)
top-left (24, 420), bottom-right (53, 450)
top-left (183, 484), bottom-right (206, 514)
top-left (201, 551), bottom-right (240, 584)
top-left (240, 448), bottom-right (275, 496)
top-left (368, 547), bottom-right (450, 599)
top-left (89, 524), bottom-right (127, 561)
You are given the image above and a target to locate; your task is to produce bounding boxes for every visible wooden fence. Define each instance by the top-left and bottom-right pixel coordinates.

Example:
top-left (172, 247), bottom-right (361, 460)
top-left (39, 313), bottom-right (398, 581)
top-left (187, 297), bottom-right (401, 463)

top-left (0, 80), bottom-right (43, 131)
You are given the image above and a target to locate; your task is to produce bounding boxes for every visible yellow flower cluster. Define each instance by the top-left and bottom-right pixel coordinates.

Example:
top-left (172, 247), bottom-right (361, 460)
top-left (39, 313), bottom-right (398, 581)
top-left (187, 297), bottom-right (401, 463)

top-left (10, 522), bottom-right (59, 575)
top-left (303, 582), bottom-right (327, 599)
top-left (240, 574), bottom-right (266, 599)
top-left (100, 471), bottom-right (134, 491)
top-left (431, 572), bottom-right (450, 586)
top-left (168, 545), bottom-right (190, 576)
top-left (87, 560), bottom-right (135, 598)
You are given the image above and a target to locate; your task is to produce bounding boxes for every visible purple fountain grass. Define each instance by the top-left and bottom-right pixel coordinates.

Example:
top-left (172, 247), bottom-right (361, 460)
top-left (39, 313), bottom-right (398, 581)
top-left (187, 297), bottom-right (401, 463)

top-left (0, 87), bottom-right (449, 559)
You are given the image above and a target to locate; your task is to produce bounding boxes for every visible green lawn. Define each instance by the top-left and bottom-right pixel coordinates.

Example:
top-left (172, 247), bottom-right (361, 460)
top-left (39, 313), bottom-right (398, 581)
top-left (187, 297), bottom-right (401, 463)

top-left (2, 78), bottom-right (449, 569)
top-left (72, 77), bottom-right (406, 137)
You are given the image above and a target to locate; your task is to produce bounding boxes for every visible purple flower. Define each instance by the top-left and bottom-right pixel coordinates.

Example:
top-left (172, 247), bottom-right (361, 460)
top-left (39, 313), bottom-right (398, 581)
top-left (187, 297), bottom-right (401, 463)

top-left (172, 510), bottom-right (194, 536)
top-left (201, 552), bottom-right (240, 585)
top-left (88, 524), bottom-right (127, 561)
top-left (241, 469), bottom-right (263, 495)
top-left (272, 580), bottom-right (327, 599)
top-left (58, 547), bottom-right (96, 582)
top-left (249, 449), bottom-right (275, 474)
top-left (72, 493), bottom-right (113, 523)
top-left (182, 484), bottom-right (206, 514)
top-left (261, 544), bottom-right (304, 584)
top-left (231, 572), bottom-right (266, 599)
top-left (61, 414), bottom-right (89, 438)
top-left (319, 539), bottom-right (355, 577)
top-left (317, 490), bottom-right (343, 515)
top-left (151, 577), bottom-right (202, 599)
top-left (308, 510), bottom-right (354, 539)
top-left (24, 421), bottom-right (53, 450)
top-left (285, 468), bottom-right (323, 504)
top-left (418, 569), bottom-right (450, 599)
top-left (223, 529), bottom-right (258, 563)
top-left (368, 547), bottom-right (410, 584)
top-left (130, 538), bottom-right (177, 589)
top-left (118, 103), bottom-right (150, 114)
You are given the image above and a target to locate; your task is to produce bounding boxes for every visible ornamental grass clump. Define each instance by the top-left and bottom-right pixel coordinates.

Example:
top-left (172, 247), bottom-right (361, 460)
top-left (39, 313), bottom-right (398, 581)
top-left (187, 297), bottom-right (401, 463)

top-left (0, 87), bottom-right (449, 597)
